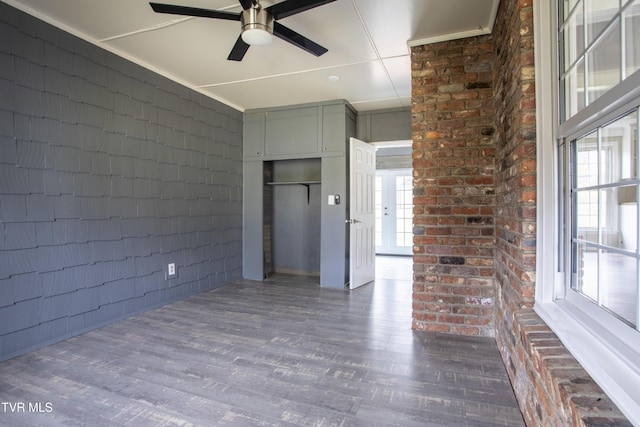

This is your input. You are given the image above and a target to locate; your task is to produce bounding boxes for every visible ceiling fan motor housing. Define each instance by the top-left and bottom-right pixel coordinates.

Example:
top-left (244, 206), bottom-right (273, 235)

top-left (241, 5), bottom-right (273, 45)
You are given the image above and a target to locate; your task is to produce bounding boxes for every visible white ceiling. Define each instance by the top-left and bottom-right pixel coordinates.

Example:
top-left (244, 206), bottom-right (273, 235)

top-left (3, 0), bottom-right (500, 112)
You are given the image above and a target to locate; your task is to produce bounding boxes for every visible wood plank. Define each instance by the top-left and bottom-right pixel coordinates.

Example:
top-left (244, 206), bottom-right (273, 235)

top-left (0, 272), bottom-right (524, 426)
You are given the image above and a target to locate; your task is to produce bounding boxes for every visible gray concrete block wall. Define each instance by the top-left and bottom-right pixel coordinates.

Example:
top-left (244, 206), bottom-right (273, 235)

top-left (0, 3), bottom-right (243, 361)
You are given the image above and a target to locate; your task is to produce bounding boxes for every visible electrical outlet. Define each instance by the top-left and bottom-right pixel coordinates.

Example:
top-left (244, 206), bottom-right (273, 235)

top-left (167, 263), bottom-right (177, 279)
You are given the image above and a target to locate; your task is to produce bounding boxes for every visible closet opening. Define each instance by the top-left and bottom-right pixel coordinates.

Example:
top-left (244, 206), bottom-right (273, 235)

top-left (263, 158), bottom-right (322, 279)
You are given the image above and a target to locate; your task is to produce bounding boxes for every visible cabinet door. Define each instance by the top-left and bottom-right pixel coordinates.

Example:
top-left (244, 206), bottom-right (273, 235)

top-left (244, 113), bottom-right (265, 158)
top-left (322, 104), bottom-right (347, 153)
top-left (265, 107), bottom-right (319, 157)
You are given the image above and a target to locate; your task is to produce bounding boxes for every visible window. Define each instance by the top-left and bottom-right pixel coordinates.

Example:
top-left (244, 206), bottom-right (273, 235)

top-left (569, 111), bottom-right (638, 327)
top-left (535, 0), bottom-right (640, 423)
top-left (561, 0), bottom-right (640, 333)
top-left (560, 0), bottom-right (640, 120)
top-left (395, 175), bottom-right (413, 247)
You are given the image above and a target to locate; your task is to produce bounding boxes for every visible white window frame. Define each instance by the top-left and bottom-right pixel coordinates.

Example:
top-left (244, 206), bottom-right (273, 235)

top-left (533, 1), bottom-right (640, 424)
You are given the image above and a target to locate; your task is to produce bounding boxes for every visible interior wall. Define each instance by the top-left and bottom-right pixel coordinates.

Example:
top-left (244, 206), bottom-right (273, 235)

top-left (0, 2), bottom-right (243, 361)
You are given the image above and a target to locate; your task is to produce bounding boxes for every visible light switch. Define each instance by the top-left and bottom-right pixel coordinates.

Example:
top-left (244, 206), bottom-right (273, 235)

top-left (328, 195), bottom-right (335, 205)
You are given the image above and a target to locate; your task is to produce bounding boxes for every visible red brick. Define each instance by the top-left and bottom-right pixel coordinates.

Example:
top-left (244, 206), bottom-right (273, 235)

top-left (451, 325), bottom-right (480, 335)
top-left (425, 323), bottom-right (451, 333)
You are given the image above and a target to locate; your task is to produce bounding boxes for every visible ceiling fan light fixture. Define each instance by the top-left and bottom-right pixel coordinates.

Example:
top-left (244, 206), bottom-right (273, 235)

top-left (241, 6), bottom-right (273, 46)
top-left (241, 28), bottom-right (272, 45)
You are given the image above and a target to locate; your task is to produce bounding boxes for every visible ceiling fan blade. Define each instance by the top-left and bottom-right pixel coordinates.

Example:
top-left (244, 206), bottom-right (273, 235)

top-left (273, 22), bottom-right (328, 57)
top-left (238, 0), bottom-right (254, 10)
top-left (149, 3), bottom-right (240, 21)
top-left (227, 35), bottom-right (250, 61)
top-left (266, 0), bottom-right (337, 20)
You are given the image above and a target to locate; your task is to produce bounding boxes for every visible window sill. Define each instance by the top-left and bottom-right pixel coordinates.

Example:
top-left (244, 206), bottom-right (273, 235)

top-left (535, 301), bottom-right (640, 425)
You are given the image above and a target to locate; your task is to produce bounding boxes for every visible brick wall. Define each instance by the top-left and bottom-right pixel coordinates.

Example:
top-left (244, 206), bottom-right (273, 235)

top-left (0, 3), bottom-right (243, 361)
top-left (411, 0), bottom-right (632, 425)
top-left (411, 36), bottom-right (496, 336)
top-left (493, 0), bottom-right (537, 314)
top-left (491, 1), bottom-right (630, 425)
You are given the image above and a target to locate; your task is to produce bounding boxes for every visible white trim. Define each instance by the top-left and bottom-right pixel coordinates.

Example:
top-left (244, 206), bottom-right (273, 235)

top-left (535, 302), bottom-right (640, 426)
top-left (408, 28), bottom-right (492, 48)
top-left (534, 1), bottom-right (640, 424)
top-left (370, 140), bottom-right (412, 148)
top-left (534, 0), bottom-right (560, 304)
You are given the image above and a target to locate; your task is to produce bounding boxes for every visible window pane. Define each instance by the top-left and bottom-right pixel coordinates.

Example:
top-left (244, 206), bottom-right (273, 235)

top-left (395, 175), bottom-right (413, 248)
top-left (600, 250), bottom-right (638, 326)
top-left (564, 59), bottom-right (586, 120)
top-left (563, 2), bottom-right (585, 71)
top-left (586, 0), bottom-right (620, 45)
top-left (375, 176), bottom-right (382, 247)
top-left (576, 131), bottom-right (599, 187)
top-left (570, 109), bottom-right (640, 332)
top-left (601, 110), bottom-right (638, 182)
top-left (619, 185), bottom-right (638, 251)
top-left (574, 241), bottom-right (599, 301)
top-left (587, 19), bottom-right (622, 104)
top-left (576, 189), bottom-right (600, 233)
top-left (624, 0), bottom-right (640, 77)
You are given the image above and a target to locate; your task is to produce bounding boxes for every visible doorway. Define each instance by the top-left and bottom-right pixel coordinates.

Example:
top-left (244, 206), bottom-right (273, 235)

top-left (375, 169), bottom-right (413, 256)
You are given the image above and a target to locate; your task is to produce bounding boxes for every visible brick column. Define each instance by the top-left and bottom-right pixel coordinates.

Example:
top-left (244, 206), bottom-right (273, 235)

top-left (411, 36), bottom-right (496, 336)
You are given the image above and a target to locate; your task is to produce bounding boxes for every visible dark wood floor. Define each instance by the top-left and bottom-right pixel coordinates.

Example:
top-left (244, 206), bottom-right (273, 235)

top-left (0, 264), bottom-right (524, 426)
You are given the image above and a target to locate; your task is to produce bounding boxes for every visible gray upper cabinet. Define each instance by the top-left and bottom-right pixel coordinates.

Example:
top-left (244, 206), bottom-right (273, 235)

top-left (243, 100), bottom-right (355, 161)
top-left (265, 107), bottom-right (321, 157)
top-left (243, 113), bottom-right (265, 158)
top-left (322, 103), bottom-right (352, 153)
top-left (356, 107), bottom-right (411, 143)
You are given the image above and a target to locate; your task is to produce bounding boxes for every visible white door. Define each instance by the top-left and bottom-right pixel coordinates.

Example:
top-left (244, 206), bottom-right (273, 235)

top-left (375, 170), bottom-right (413, 255)
top-left (348, 137), bottom-right (376, 289)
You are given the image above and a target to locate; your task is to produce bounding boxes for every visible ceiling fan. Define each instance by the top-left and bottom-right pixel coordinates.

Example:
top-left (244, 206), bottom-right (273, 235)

top-left (149, 0), bottom-right (337, 61)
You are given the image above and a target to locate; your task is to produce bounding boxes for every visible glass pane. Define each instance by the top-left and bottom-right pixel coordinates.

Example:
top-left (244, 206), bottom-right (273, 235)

top-left (586, 0), bottom-right (620, 44)
top-left (601, 110), bottom-right (638, 182)
top-left (375, 176), bottom-right (382, 247)
top-left (564, 0), bottom-right (581, 20)
top-left (624, 0), bottom-right (640, 77)
top-left (574, 241), bottom-right (599, 301)
top-left (564, 59), bottom-right (586, 120)
top-left (564, 3), bottom-right (585, 71)
top-left (600, 188), bottom-right (613, 231)
top-left (619, 185), bottom-right (638, 251)
top-left (600, 251), bottom-right (638, 326)
top-left (395, 175), bottom-right (413, 248)
top-left (576, 131), bottom-right (599, 187)
top-left (404, 218), bottom-right (412, 233)
top-left (576, 189), bottom-right (600, 235)
top-left (587, 18), bottom-right (622, 105)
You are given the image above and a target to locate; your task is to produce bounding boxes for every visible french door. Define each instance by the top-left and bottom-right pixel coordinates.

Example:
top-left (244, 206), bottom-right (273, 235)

top-left (375, 170), bottom-right (413, 256)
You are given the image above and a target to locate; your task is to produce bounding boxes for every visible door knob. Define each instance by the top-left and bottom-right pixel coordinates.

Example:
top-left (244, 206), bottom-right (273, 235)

top-left (345, 219), bottom-right (361, 224)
